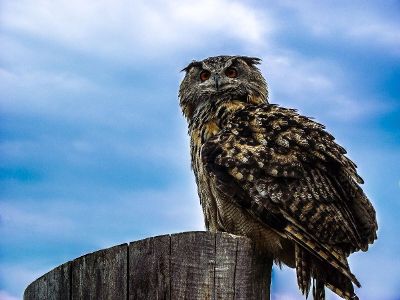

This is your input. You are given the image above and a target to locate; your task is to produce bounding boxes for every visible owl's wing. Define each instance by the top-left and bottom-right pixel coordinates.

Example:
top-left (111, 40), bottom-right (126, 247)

top-left (202, 104), bottom-right (377, 287)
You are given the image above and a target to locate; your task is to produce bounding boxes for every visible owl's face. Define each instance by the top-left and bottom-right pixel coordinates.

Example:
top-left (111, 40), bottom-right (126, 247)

top-left (179, 55), bottom-right (268, 119)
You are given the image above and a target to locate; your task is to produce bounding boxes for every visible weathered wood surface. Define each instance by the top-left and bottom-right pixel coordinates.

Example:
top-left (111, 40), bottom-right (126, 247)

top-left (24, 262), bottom-right (70, 300)
top-left (24, 231), bottom-right (272, 300)
top-left (71, 244), bottom-right (128, 300)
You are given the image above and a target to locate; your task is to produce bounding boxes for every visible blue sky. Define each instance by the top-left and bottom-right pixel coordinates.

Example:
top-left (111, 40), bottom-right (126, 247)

top-left (0, 1), bottom-right (399, 299)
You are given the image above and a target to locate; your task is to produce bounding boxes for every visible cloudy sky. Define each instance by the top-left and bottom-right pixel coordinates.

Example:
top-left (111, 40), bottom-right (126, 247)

top-left (1, 1), bottom-right (399, 299)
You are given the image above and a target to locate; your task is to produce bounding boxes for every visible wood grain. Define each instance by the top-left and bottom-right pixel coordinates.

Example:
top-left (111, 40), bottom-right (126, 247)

top-left (129, 234), bottom-right (171, 299)
top-left (71, 244), bottom-right (128, 300)
top-left (24, 232), bottom-right (272, 300)
top-left (24, 262), bottom-right (70, 300)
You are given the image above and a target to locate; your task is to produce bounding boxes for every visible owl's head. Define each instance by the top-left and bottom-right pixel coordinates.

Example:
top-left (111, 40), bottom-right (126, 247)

top-left (179, 55), bottom-right (268, 119)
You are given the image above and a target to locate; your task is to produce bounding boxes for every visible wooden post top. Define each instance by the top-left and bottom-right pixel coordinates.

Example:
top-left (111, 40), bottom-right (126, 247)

top-left (24, 231), bottom-right (272, 300)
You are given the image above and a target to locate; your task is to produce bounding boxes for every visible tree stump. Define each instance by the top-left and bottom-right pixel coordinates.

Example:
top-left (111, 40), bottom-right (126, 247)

top-left (24, 231), bottom-right (272, 300)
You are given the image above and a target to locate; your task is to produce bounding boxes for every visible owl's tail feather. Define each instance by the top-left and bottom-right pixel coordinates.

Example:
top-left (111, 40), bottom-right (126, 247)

top-left (294, 238), bottom-right (359, 300)
top-left (283, 220), bottom-right (360, 287)
top-left (294, 245), bottom-right (326, 300)
top-left (312, 257), bottom-right (359, 300)
top-left (295, 244), bottom-right (312, 297)
top-left (312, 278), bottom-right (325, 300)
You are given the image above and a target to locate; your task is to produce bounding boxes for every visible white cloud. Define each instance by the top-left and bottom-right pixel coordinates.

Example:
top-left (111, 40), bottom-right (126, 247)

top-left (1, 0), bottom-right (270, 61)
top-left (0, 291), bottom-right (20, 300)
top-left (0, 67), bottom-right (94, 93)
top-left (262, 51), bottom-right (390, 121)
top-left (264, 52), bottom-right (337, 95)
top-left (0, 182), bottom-right (203, 246)
top-left (277, 1), bottom-right (400, 55)
top-left (0, 202), bottom-right (75, 236)
top-left (1, 0), bottom-right (394, 123)
top-left (0, 264), bottom-right (48, 299)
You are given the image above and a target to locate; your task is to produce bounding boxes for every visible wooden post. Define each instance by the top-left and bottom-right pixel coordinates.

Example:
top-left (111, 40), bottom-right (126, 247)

top-left (24, 231), bottom-right (272, 300)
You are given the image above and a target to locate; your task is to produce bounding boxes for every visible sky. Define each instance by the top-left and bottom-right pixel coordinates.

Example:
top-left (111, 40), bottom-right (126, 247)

top-left (0, 1), bottom-right (399, 299)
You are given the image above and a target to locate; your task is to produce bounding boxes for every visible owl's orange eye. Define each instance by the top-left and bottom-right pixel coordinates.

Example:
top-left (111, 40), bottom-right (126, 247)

top-left (225, 67), bottom-right (238, 78)
top-left (200, 70), bottom-right (211, 82)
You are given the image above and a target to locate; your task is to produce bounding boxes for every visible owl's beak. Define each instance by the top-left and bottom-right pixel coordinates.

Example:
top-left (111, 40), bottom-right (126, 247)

top-left (212, 74), bottom-right (221, 91)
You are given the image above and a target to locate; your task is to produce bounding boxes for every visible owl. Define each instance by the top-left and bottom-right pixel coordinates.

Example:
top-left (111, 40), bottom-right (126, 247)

top-left (179, 55), bottom-right (378, 300)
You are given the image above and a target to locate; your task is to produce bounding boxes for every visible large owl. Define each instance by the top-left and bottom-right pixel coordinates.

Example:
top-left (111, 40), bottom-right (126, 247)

top-left (179, 55), bottom-right (377, 300)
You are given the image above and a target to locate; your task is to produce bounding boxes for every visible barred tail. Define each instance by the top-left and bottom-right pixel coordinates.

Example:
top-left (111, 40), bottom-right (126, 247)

top-left (294, 243), bottom-right (360, 300)
top-left (295, 244), bottom-right (312, 297)
top-left (284, 221), bottom-right (360, 288)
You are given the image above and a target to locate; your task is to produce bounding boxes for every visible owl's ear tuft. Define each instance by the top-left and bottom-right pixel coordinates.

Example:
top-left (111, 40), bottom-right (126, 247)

top-left (238, 56), bottom-right (262, 67)
top-left (181, 60), bottom-right (203, 72)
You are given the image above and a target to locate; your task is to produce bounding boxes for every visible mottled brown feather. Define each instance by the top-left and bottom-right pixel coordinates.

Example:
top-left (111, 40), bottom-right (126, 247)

top-left (200, 104), bottom-right (376, 298)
